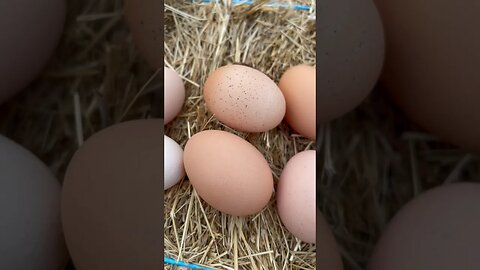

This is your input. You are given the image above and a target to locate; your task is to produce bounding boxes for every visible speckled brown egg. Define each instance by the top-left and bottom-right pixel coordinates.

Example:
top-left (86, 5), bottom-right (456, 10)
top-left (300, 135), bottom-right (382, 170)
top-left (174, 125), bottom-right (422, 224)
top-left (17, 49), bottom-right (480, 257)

top-left (279, 65), bottom-right (316, 140)
top-left (183, 130), bottom-right (273, 216)
top-left (124, 0), bottom-right (161, 69)
top-left (319, 0), bottom-right (384, 122)
top-left (203, 65), bottom-right (286, 132)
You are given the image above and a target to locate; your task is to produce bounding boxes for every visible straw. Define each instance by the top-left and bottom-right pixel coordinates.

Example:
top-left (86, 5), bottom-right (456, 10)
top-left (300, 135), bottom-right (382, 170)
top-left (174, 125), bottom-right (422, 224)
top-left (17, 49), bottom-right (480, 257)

top-left (193, 0), bottom-right (313, 11)
top-left (165, 257), bottom-right (215, 270)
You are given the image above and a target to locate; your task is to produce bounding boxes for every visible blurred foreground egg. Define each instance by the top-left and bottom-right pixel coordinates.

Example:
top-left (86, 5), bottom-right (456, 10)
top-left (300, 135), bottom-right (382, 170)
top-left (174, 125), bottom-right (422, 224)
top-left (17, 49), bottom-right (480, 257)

top-left (369, 183), bottom-right (480, 270)
top-left (164, 67), bottom-right (186, 125)
top-left (318, 0), bottom-right (384, 122)
top-left (279, 65), bottom-right (316, 140)
top-left (124, 0), bottom-right (161, 69)
top-left (184, 130), bottom-right (273, 216)
top-left (317, 208), bottom-right (344, 270)
top-left (0, 135), bottom-right (67, 270)
top-left (62, 120), bottom-right (163, 270)
top-left (204, 65), bottom-right (286, 132)
top-left (374, 0), bottom-right (480, 152)
top-left (0, 0), bottom-right (65, 104)
top-left (277, 150), bottom-right (316, 243)
top-left (164, 135), bottom-right (185, 190)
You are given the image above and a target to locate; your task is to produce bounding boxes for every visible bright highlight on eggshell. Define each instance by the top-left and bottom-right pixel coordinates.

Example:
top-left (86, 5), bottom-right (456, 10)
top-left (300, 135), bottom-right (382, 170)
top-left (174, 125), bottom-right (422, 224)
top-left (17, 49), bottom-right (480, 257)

top-left (164, 67), bottom-right (186, 125)
top-left (279, 65), bottom-right (316, 140)
top-left (124, 0), bottom-right (161, 69)
top-left (183, 130), bottom-right (273, 216)
top-left (0, 135), bottom-right (67, 270)
top-left (276, 150), bottom-right (316, 243)
top-left (368, 183), bottom-right (480, 270)
top-left (204, 64), bottom-right (286, 132)
top-left (0, 0), bottom-right (65, 104)
top-left (318, 0), bottom-right (384, 122)
top-left (164, 135), bottom-right (185, 190)
top-left (62, 119), bottom-right (163, 270)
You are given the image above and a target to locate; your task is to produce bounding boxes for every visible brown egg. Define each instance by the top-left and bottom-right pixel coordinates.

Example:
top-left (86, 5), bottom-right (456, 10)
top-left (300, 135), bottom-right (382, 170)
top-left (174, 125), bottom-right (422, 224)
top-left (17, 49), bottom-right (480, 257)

top-left (62, 119), bottom-right (163, 270)
top-left (124, 0), bottom-right (161, 69)
top-left (183, 130), bottom-right (273, 216)
top-left (279, 65), bottom-right (316, 140)
top-left (0, 0), bottom-right (65, 104)
top-left (317, 208), bottom-right (344, 270)
top-left (373, 0), bottom-right (480, 152)
top-left (368, 183), bottom-right (480, 270)
top-left (204, 65), bottom-right (286, 133)
top-left (319, 0), bottom-right (384, 122)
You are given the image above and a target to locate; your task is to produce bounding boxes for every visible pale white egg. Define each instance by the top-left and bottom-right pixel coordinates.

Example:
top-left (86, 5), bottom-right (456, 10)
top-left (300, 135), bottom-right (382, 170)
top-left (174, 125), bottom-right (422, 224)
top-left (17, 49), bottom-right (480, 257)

top-left (164, 135), bottom-right (185, 190)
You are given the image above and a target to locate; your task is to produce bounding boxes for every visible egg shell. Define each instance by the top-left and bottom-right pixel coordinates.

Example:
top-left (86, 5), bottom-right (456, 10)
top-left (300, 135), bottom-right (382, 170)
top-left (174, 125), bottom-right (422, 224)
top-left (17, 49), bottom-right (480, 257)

top-left (368, 183), bottom-right (480, 270)
top-left (62, 119), bottom-right (163, 270)
top-left (279, 65), bottom-right (316, 140)
top-left (164, 135), bottom-right (185, 190)
top-left (164, 67), bottom-right (186, 125)
top-left (204, 65), bottom-right (286, 132)
top-left (318, 0), bottom-right (384, 122)
top-left (0, 0), bottom-right (65, 104)
top-left (317, 208), bottom-right (344, 270)
top-left (276, 150), bottom-right (316, 243)
top-left (124, 0), bottom-right (161, 69)
top-left (183, 130), bottom-right (273, 216)
top-left (373, 0), bottom-right (480, 152)
top-left (0, 135), bottom-right (67, 270)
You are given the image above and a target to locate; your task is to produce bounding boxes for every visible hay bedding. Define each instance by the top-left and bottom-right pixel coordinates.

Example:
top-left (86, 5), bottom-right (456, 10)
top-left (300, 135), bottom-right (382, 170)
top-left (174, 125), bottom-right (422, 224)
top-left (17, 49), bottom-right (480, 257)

top-left (164, 0), bottom-right (316, 269)
top-left (1, 0), bottom-right (479, 270)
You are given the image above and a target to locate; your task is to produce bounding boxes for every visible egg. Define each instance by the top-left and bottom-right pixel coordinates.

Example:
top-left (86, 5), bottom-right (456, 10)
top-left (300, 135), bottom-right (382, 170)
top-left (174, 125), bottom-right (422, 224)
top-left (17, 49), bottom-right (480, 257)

top-left (318, 0), bottom-right (384, 122)
top-left (62, 119), bottom-right (163, 270)
top-left (204, 64), bottom-right (286, 132)
top-left (164, 135), bottom-right (185, 190)
top-left (0, 135), bottom-right (67, 270)
top-left (317, 208), bottom-right (344, 270)
top-left (124, 0), bottom-right (161, 69)
top-left (164, 67), bottom-right (186, 125)
top-left (368, 183), bottom-right (480, 270)
top-left (183, 130), bottom-right (273, 216)
top-left (279, 65), bottom-right (316, 140)
top-left (276, 150), bottom-right (316, 243)
top-left (0, 0), bottom-right (65, 104)
top-left (373, 0), bottom-right (480, 152)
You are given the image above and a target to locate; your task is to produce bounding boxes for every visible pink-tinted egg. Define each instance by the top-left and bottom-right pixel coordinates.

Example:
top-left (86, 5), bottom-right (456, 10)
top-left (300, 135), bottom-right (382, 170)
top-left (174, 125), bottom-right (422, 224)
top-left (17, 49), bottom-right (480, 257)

top-left (277, 150), bottom-right (316, 243)
top-left (164, 67), bottom-right (185, 125)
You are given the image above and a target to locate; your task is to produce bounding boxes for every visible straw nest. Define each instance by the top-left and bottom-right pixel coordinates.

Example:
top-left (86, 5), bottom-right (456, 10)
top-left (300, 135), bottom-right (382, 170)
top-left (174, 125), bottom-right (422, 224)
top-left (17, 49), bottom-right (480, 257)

top-left (164, 1), bottom-right (315, 269)
top-left (1, 0), bottom-right (479, 270)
